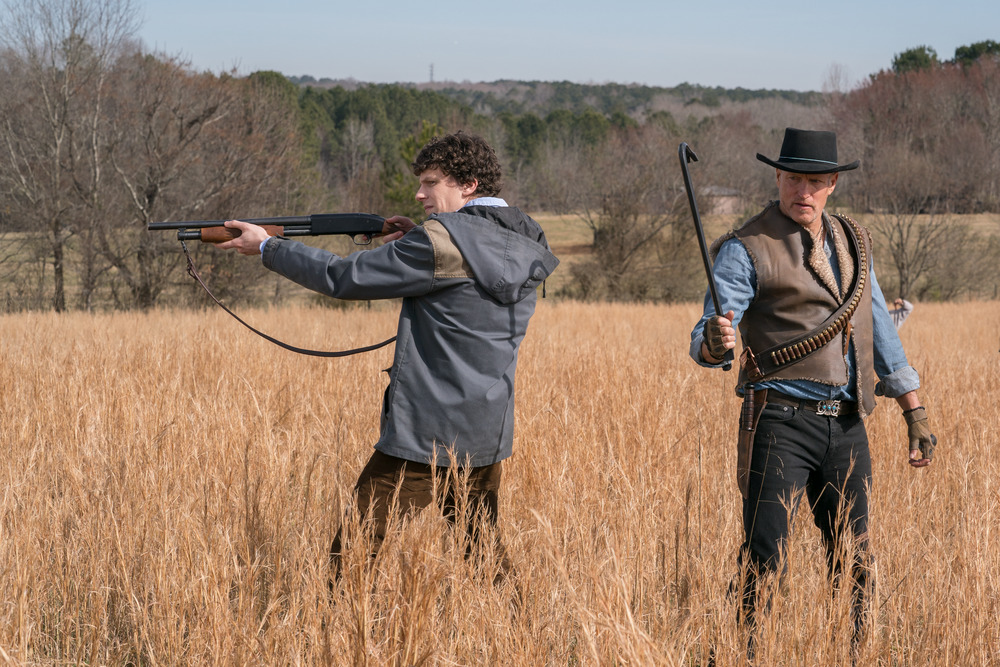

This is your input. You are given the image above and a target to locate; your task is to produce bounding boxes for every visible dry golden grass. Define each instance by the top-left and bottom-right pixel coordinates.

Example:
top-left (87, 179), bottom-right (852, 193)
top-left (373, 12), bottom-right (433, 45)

top-left (1, 300), bottom-right (998, 665)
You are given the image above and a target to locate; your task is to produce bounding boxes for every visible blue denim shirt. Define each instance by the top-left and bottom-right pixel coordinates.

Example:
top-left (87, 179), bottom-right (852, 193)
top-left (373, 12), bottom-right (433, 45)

top-left (465, 197), bottom-right (507, 207)
top-left (689, 227), bottom-right (920, 400)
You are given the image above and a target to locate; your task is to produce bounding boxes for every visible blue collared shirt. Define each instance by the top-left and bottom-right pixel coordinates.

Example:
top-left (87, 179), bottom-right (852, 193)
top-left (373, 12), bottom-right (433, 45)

top-left (689, 221), bottom-right (919, 400)
top-left (464, 197), bottom-right (508, 208)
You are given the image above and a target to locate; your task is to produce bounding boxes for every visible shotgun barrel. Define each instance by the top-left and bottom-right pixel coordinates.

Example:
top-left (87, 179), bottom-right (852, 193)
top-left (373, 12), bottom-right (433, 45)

top-left (148, 213), bottom-right (386, 244)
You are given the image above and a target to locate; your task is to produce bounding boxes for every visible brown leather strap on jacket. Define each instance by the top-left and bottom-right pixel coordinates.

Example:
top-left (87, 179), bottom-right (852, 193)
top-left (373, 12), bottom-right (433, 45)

top-left (744, 214), bottom-right (868, 382)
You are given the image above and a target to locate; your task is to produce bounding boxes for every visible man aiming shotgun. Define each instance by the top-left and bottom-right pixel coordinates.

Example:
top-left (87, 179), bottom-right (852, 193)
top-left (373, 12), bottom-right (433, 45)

top-left (215, 132), bottom-right (558, 586)
top-left (687, 128), bottom-right (936, 655)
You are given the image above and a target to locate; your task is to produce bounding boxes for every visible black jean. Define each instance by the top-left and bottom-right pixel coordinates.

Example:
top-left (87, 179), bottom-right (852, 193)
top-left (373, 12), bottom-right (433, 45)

top-left (738, 401), bottom-right (872, 635)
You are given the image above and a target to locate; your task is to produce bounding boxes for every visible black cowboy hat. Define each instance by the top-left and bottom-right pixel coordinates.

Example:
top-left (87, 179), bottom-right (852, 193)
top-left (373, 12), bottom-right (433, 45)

top-left (756, 127), bottom-right (860, 174)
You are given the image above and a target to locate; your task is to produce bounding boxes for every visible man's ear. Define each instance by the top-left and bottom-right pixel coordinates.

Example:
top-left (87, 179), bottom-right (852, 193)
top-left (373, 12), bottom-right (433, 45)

top-left (460, 178), bottom-right (479, 197)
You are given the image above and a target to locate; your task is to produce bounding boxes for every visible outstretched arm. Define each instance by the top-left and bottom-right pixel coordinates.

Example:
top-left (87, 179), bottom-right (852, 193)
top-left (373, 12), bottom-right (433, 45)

top-left (215, 215), bottom-right (418, 255)
top-left (216, 219), bottom-right (271, 255)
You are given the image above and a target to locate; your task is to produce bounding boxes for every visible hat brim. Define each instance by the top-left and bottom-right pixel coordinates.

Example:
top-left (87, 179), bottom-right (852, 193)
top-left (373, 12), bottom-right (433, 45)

top-left (756, 153), bottom-right (860, 174)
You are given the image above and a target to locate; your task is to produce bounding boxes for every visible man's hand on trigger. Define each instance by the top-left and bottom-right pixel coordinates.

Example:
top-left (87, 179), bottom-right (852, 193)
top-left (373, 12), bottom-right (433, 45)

top-left (381, 215), bottom-right (416, 243)
top-left (703, 309), bottom-right (736, 362)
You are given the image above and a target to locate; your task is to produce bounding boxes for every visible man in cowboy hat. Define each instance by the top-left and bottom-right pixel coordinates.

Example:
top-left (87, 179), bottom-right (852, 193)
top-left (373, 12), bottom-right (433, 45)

top-left (689, 128), bottom-right (936, 650)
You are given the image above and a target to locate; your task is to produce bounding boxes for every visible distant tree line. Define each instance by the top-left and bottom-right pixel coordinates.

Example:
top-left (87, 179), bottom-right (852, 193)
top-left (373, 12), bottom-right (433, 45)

top-left (286, 77), bottom-right (828, 117)
top-left (891, 41), bottom-right (1000, 74)
top-left (1, 0), bottom-right (997, 311)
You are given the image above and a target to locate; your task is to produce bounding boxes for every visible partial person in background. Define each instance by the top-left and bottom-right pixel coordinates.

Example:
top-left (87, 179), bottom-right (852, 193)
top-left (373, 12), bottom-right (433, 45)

top-left (889, 297), bottom-right (913, 330)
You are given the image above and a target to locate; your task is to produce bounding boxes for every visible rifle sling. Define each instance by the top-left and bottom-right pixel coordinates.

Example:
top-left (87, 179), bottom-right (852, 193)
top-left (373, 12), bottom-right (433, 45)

top-left (744, 214), bottom-right (868, 381)
top-left (181, 241), bottom-right (396, 358)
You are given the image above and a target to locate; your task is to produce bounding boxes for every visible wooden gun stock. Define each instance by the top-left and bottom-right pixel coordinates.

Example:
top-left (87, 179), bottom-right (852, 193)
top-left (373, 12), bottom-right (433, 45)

top-left (183, 225), bottom-right (285, 243)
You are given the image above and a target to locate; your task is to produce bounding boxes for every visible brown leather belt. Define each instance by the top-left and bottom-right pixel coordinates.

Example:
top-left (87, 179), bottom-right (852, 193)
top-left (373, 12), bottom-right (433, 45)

top-left (766, 390), bottom-right (858, 417)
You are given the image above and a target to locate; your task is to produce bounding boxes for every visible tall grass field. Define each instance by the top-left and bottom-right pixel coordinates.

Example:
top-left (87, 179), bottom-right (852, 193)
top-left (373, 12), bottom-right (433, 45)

top-left (1, 301), bottom-right (997, 665)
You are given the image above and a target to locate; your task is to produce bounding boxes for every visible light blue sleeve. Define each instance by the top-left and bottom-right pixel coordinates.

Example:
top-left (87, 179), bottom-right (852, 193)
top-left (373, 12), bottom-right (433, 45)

top-left (689, 238), bottom-right (756, 367)
top-left (869, 268), bottom-right (920, 396)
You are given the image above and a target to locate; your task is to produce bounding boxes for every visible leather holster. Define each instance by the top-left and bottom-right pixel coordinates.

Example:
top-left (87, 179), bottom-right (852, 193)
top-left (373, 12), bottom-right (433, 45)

top-left (738, 388), bottom-right (767, 499)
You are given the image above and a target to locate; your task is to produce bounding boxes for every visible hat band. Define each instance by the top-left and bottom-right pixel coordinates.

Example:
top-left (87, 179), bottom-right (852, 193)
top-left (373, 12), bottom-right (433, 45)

top-left (779, 155), bottom-right (839, 166)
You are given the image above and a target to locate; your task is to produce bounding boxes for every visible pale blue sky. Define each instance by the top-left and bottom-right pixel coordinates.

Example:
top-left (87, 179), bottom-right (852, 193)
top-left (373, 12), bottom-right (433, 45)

top-left (139, 1), bottom-right (998, 91)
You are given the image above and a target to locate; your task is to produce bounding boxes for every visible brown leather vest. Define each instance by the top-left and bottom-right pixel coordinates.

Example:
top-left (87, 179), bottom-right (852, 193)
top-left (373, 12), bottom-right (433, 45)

top-left (720, 202), bottom-right (876, 416)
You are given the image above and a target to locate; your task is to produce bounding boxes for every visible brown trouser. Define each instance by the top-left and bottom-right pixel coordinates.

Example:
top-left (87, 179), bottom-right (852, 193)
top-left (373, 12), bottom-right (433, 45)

top-left (330, 450), bottom-right (513, 585)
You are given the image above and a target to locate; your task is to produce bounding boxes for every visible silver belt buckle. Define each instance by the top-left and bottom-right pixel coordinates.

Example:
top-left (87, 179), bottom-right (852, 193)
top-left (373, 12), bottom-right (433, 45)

top-left (817, 400), bottom-right (841, 417)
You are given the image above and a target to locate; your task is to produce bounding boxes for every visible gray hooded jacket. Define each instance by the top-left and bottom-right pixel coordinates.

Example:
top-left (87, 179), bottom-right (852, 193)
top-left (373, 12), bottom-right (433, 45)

top-left (262, 204), bottom-right (559, 467)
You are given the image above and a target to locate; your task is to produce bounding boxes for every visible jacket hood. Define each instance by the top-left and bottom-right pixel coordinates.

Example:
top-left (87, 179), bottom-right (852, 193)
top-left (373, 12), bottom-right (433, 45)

top-left (432, 206), bottom-right (559, 304)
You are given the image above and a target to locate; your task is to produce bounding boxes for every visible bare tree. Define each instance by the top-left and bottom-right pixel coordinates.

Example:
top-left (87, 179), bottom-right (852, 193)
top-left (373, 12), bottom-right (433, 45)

top-left (920, 222), bottom-right (1000, 300)
top-left (861, 145), bottom-right (949, 299)
top-left (0, 0), bottom-right (139, 311)
top-left (335, 117), bottom-right (385, 212)
top-left (568, 125), bottom-right (698, 301)
top-left (963, 56), bottom-right (1000, 209)
top-left (691, 111), bottom-right (773, 218)
top-left (834, 62), bottom-right (1000, 215)
top-left (822, 63), bottom-right (854, 95)
top-left (828, 64), bottom-right (1000, 299)
top-left (101, 59), bottom-right (312, 308)
top-left (0, 0), bottom-right (315, 311)
top-left (524, 137), bottom-right (592, 215)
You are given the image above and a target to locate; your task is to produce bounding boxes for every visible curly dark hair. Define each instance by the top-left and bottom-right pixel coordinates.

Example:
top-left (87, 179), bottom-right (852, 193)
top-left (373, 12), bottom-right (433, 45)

top-left (411, 132), bottom-right (503, 197)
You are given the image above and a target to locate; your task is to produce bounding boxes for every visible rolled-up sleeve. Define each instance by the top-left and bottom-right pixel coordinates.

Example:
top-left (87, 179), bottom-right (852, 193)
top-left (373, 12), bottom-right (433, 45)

top-left (870, 268), bottom-right (920, 397)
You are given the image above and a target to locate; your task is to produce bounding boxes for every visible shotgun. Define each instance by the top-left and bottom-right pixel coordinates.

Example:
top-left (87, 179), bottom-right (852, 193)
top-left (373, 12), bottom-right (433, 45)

top-left (149, 211), bottom-right (396, 357)
top-left (148, 213), bottom-right (386, 244)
